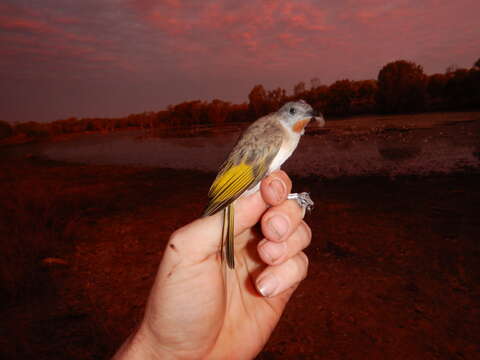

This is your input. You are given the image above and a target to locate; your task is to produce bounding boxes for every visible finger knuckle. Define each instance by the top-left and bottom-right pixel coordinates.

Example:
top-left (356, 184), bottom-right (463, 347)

top-left (297, 252), bottom-right (309, 279)
top-left (301, 221), bottom-right (312, 245)
top-left (288, 253), bottom-right (307, 278)
top-left (286, 200), bottom-right (303, 218)
top-left (272, 170), bottom-right (292, 192)
top-left (169, 226), bottom-right (187, 244)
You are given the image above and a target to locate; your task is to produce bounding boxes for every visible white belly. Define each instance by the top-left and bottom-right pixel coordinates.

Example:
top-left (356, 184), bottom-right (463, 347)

top-left (243, 133), bottom-right (300, 197)
top-left (268, 134), bottom-right (300, 173)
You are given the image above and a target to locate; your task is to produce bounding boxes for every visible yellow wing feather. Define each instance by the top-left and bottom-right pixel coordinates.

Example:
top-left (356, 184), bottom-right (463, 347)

top-left (203, 117), bottom-right (285, 268)
top-left (203, 116), bottom-right (284, 218)
top-left (210, 162), bottom-right (254, 203)
top-left (203, 160), bottom-right (266, 217)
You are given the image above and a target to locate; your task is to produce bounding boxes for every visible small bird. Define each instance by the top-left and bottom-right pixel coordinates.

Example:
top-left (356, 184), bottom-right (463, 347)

top-left (203, 100), bottom-right (325, 268)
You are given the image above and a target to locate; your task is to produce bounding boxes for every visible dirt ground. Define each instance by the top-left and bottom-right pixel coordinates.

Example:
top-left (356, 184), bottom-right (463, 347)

top-left (0, 157), bottom-right (478, 359)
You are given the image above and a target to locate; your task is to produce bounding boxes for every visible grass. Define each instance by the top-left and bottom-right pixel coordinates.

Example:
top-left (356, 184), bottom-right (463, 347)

top-left (0, 158), bottom-right (207, 358)
top-left (0, 177), bottom-right (76, 303)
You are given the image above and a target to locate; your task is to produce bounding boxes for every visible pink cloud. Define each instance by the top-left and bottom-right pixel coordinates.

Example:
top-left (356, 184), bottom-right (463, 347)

top-left (0, 1), bottom-right (134, 77)
top-left (0, 2), bottom-right (40, 19)
top-left (65, 33), bottom-right (99, 43)
top-left (278, 33), bottom-right (305, 48)
top-left (2, 0), bottom-right (480, 124)
top-left (127, 0), bottom-right (329, 70)
top-left (236, 31), bottom-right (258, 51)
top-left (53, 16), bottom-right (81, 25)
top-left (148, 9), bottom-right (190, 35)
top-left (0, 16), bottom-right (57, 34)
top-left (279, 2), bottom-right (327, 31)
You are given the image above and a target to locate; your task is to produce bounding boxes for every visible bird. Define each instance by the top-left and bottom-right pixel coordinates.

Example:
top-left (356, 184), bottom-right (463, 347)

top-left (203, 100), bottom-right (325, 269)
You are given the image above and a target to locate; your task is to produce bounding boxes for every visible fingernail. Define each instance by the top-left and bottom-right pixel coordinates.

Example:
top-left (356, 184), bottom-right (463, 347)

top-left (269, 179), bottom-right (285, 203)
top-left (260, 241), bottom-right (286, 264)
top-left (256, 274), bottom-right (279, 297)
top-left (268, 215), bottom-right (289, 239)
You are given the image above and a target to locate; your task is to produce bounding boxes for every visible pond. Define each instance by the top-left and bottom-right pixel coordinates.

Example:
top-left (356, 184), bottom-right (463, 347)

top-left (4, 112), bottom-right (480, 178)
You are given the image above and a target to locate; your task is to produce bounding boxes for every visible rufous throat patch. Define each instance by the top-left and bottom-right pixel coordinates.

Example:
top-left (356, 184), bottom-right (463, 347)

top-left (292, 119), bottom-right (310, 133)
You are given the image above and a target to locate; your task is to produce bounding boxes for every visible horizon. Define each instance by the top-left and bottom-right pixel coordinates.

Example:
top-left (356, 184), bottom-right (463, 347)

top-left (1, 0), bottom-right (479, 123)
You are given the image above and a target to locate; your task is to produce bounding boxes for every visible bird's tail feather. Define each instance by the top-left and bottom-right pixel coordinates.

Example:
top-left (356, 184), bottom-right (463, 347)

top-left (225, 204), bottom-right (235, 269)
top-left (221, 207), bottom-right (227, 265)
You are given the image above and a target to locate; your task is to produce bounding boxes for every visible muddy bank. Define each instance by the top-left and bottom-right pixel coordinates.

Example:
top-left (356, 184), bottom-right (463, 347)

top-left (0, 159), bottom-right (478, 359)
top-left (5, 111), bottom-right (479, 179)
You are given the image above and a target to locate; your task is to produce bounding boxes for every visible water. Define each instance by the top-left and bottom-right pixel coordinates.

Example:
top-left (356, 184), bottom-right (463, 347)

top-left (5, 112), bottom-right (480, 178)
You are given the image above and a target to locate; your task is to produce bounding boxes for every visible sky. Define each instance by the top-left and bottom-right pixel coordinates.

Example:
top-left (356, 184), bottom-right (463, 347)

top-left (1, 0), bottom-right (479, 123)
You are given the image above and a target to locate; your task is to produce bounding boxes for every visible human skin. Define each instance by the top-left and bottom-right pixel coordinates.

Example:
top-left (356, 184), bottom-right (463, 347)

top-left (113, 170), bottom-right (312, 359)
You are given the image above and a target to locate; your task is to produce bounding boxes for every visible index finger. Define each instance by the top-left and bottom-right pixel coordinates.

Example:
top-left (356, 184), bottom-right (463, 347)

top-left (234, 170), bottom-right (292, 234)
top-left (260, 170), bottom-right (292, 206)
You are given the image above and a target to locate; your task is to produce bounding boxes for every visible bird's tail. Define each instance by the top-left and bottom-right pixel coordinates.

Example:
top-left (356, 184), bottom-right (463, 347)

top-left (222, 204), bottom-right (235, 269)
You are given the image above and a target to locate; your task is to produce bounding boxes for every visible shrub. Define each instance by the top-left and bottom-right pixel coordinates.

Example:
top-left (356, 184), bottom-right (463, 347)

top-left (14, 121), bottom-right (51, 139)
top-left (0, 120), bottom-right (13, 139)
top-left (377, 60), bottom-right (427, 113)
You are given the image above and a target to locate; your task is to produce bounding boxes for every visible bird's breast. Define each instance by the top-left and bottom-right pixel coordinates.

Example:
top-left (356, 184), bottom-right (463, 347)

top-left (268, 133), bottom-right (300, 173)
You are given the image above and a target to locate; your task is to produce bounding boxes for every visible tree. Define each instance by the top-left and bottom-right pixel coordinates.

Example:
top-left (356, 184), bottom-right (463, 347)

top-left (446, 64), bottom-right (459, 74)
top-left (14, 121), bottom-right (50, 138)
top-left (208, 99), bottom-right (230, 125)
top-left (474, 58), bottom-right (480, 69)
top-left (248, 84), bottom-right (269, 118)
top-left (266, 87), bottom-right (287, 111)
top-left (325, 80), bottom-right (355, 116)
top-left (351, 80), bottom-right (378, 114)
top-left (310, 77), bottom-right (321, 89)
top-left (427, 74), bottom-right (447, 98)
top-left (426, 73), bottom-right (448, 110)
top-left (445, 68), bottom-right (479, 108)
top-left (293, 81), bottom-right (306, 97)
top-left (356, 80), bottom-right (375, 97)
top-left (0, 120), bottom-right (13, 139)
top-left (226, 103), bottom-right (249, 123)
top-left (377, 60), bottom-right (427, 113)
top-left (306, 85), bottom-right (329, 111)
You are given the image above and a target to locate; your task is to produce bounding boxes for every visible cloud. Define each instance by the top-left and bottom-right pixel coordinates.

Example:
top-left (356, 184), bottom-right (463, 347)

top-left (278, 33), bottom-right (305, 48)
top-left (0, 0), bottom-right (138, 79)
top-left (0, 17), bottom-right (57, 34)
top-left (1, 0), bottom-right (479, 123)
top-left (128, 0), bottom-right (328, 64)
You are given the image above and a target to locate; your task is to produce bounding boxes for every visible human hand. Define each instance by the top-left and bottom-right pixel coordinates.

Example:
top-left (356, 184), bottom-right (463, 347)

top-left (114, 170), bottom-right (311, 359)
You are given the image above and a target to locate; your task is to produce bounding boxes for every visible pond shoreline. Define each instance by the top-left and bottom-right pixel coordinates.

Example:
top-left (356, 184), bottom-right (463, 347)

top-left (2, 111), bottom-right (478, 181)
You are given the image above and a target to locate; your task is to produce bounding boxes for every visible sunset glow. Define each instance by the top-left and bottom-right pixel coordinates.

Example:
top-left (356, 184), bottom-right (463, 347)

top-left (1, 0), bottom-right (479, 122)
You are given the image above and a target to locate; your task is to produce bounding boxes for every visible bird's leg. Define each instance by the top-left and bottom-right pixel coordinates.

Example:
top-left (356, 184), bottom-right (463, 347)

top-left (287, 192), bottom-right (314, 212)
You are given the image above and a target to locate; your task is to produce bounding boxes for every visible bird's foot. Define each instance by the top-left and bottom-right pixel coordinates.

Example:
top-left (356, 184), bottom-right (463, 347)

top-left (287, 192), bottom-right (314, 212)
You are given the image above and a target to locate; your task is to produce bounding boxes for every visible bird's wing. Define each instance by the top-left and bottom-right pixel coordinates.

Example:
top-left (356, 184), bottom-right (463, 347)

top-left (203, 119), bottom-right (284, 216)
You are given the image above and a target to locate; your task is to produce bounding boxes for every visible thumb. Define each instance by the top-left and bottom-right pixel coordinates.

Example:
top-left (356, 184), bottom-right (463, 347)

top-left (166, 171), bottom-right (291, 260)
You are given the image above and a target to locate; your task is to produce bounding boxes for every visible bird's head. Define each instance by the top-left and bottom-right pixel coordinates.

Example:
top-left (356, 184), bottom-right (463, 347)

top-left (277, 100), bottom-right (325, 135)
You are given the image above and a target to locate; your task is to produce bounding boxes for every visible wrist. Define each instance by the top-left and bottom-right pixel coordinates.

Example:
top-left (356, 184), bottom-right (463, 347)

top-left (113, 324), bottom-right (176, 360)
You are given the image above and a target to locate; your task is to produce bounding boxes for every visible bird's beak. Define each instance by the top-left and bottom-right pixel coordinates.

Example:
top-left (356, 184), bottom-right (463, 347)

top-left (308, 110), bottom-right (325, 127)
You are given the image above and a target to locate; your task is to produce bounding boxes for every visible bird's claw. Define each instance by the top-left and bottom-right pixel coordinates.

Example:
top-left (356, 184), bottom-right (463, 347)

top-left (287, 192), bottom-right (314, 212)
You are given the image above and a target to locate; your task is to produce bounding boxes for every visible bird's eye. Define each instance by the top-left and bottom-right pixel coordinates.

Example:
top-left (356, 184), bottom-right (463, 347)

top-left (289, 107), bottom-right (296, 115)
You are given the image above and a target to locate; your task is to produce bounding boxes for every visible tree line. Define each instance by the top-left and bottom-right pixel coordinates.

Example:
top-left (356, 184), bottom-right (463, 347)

top-left (1, 58), bottom-right (479, 141)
